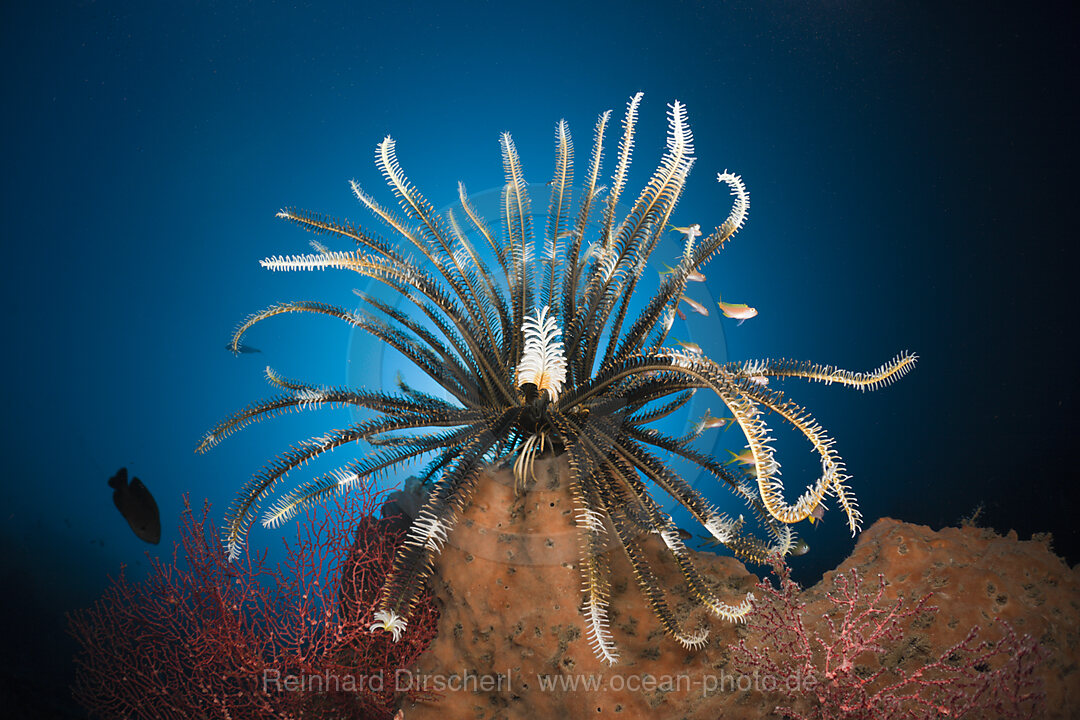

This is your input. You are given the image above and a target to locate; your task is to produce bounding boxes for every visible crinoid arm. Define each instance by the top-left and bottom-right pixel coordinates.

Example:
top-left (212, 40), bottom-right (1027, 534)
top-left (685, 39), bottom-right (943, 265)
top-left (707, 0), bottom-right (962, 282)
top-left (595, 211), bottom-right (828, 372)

top-left (201, 93), bottom-right (915, 663)
top-left (726, 351), bottom-right (918, 392)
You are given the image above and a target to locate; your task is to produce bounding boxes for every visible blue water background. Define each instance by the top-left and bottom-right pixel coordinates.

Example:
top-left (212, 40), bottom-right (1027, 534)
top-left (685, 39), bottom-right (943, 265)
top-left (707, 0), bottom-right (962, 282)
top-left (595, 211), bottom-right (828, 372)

top-left (1, 1), bottom-right (1074, 710)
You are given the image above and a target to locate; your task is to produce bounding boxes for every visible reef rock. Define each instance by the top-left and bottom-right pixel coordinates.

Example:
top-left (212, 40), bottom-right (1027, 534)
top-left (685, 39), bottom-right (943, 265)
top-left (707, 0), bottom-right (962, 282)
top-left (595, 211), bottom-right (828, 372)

top-left (398, 457), bottom-right (1079, 719)
top-left (810, 517), bottom-right (1080, 717)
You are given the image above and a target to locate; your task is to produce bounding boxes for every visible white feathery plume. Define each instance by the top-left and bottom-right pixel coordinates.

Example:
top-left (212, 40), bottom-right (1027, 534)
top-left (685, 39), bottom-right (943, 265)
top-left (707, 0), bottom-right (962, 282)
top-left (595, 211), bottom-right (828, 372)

top-left (584, 598), bottom-right (620, 665)
top-left (369, 609), bottom-right (407, 641)
top-left (516, 306), bottom-right (567, 402)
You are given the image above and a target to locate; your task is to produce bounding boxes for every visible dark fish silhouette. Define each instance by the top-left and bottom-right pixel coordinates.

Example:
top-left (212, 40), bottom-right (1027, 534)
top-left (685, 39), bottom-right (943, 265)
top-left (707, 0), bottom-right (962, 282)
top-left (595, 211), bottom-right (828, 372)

top-left (226, 342), bottom-right (262, 354)
top-left (380, 476), bottom-right (429, 533)
top-left (109, 468), bottom-right (160, 544)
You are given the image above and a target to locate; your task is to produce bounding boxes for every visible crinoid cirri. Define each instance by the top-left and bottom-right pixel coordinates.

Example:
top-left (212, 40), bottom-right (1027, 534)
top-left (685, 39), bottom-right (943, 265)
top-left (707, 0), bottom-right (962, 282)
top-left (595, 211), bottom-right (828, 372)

top-left (199, 93), bottom-right (916, 664)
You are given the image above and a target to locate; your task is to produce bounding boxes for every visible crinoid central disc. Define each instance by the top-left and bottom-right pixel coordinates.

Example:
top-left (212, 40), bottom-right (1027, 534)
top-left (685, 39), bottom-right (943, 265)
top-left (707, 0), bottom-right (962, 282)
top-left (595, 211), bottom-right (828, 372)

top-left (345, 183), bottom-right (732, 509)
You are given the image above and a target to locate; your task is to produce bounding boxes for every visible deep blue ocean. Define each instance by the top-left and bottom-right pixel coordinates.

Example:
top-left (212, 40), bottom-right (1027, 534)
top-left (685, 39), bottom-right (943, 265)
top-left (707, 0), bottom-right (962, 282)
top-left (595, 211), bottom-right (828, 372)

top-left (1, 2), bottom-right (1074, 717)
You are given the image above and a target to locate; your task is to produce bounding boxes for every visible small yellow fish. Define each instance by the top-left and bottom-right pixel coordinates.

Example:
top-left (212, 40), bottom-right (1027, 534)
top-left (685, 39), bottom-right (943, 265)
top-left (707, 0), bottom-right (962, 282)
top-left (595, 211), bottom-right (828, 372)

top-left (694, 409), bottom-right (732, 432)
top-left (711, 415), bottom-right (734, 431)
top-left (658, 263), bottom-right (705, 282)
top-left (790, 538), bottom-right (810, 556)
top-left (724, 448), bottom-right (756, 466)
top-left (654, 526), bottom-right (693, 541)
top-left (679, 295), bottom-right (710, 317)
top-left (717, 295), bottom-right (758, 326)
top-left (674, 339), bottom-right (703, 355)
top-left (671, 224), bottom-right (702, 242)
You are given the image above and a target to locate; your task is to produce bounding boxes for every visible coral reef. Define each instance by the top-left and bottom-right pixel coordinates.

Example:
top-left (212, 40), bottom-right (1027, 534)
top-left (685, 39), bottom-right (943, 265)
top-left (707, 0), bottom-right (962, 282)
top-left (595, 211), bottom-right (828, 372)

top-left (805, 518), bottom-right (1078, 717)
top-left (67, 488), bottom-right (438, 720)
top-left (68, 461), bottom-right (1076, 719)
top-left (200, 93), bottom-right (915, 661)
top-left (736, 559), bottom-right (1044, 719)
top-left (398, 455), bottom-right (757, 719)
top-left (399, 481), bottom-right (1076, 720)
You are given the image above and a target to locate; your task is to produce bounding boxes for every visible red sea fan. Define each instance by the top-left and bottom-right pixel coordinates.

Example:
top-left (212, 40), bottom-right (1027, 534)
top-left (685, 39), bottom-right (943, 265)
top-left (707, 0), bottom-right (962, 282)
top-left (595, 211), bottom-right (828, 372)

top-left (67, 487), bottom-right (438, 720)
top-left (734, 557), bottom-right (1046, 720)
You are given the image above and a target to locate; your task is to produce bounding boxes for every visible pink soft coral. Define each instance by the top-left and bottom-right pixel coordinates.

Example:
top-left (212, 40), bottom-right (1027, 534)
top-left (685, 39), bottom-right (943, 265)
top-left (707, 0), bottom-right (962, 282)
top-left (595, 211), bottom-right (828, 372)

top-left (734, 556), bottom-right (1045, 719)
